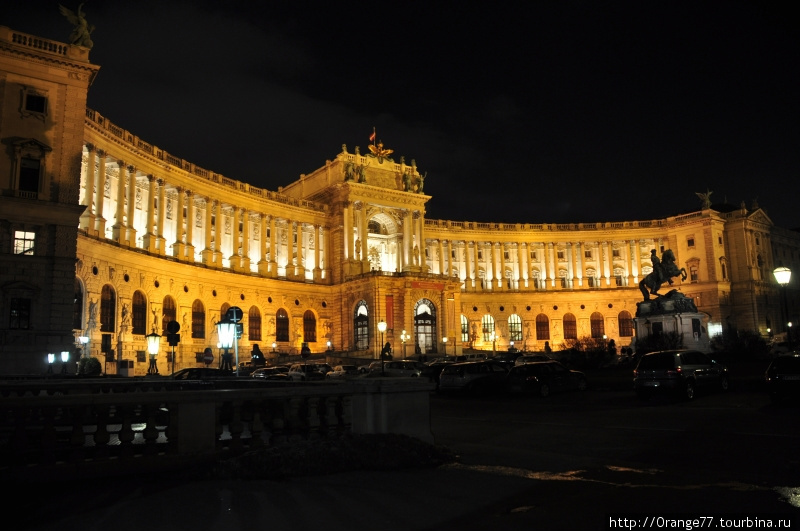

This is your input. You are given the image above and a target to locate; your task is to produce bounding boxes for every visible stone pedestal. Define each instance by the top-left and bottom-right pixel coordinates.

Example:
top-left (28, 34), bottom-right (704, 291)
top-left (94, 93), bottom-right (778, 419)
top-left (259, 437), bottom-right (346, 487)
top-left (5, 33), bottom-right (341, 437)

top-left (634, 290), bottom-right (711, 353)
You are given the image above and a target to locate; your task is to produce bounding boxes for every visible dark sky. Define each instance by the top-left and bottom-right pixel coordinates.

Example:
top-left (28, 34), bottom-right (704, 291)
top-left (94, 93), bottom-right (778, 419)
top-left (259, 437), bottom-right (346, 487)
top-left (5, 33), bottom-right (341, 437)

top-left (3, 1), bottom-right (798, 228)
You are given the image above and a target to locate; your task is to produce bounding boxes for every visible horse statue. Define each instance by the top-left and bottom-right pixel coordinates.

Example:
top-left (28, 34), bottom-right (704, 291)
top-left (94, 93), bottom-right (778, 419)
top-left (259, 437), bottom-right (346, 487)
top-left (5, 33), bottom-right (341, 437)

top-left (639, 249), bottom-right (687, 301)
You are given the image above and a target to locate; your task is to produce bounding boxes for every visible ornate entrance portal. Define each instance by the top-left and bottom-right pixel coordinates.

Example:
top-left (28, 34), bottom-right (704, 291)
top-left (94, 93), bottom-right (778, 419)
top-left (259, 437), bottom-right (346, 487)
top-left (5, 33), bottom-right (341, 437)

top-left (413, 299), bottom-right (437, 356)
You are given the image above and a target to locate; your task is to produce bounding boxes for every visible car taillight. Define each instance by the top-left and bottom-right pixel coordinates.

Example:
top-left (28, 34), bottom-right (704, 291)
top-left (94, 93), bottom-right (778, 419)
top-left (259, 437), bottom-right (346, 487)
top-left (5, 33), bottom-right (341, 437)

top-left (526, 376), bottom-right (539, 382)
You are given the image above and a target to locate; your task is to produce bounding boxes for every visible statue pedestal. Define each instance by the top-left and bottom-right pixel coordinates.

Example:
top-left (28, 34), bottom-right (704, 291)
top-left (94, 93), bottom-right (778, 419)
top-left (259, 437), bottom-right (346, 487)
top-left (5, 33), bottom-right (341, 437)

top-left (634, 290), bottom-right (711, 353)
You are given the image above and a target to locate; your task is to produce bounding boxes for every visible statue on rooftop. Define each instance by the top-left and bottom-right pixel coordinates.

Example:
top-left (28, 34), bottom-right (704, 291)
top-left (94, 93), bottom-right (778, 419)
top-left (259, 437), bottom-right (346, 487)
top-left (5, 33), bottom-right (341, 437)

top-left (695, 189), bottom-right (713, 210)
top-left (59, 3), bottom-right (95, 48)
top-left (368, 141), bottom-right (394, 163)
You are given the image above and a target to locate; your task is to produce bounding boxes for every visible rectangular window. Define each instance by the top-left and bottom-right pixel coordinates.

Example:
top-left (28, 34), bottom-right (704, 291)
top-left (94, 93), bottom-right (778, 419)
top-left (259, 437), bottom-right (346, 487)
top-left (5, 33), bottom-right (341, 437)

top-left (615, 275), bottom-right (624, 287)
top-left (687, 236), bottom-right (695, 248)
top-left (557, 251), bottom-right (565, 260)
top-left (530, 251), bottom-right (537, 260)
top-left (25, 93), bottom-right (47, 114)
top-left (690, 266), bottom-right (699, 282)
top-left (19, 157), bottom-right (40, 194)
top-left (584, 250), bottom-right (592, 259)
top-left (10, 298), bottom-right (31, 329)
top-left (14, 231), bottom-right (36, 255)
top-left (612, 249), bottom-right (621, 258)
top-left (478, 250), bottom-right (483, 260)
top-left (504, 251), bottom-right (509, 260)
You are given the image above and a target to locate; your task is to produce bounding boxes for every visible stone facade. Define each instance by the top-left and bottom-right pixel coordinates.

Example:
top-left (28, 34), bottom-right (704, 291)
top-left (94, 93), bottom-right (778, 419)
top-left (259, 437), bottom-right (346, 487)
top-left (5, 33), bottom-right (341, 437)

top-left (1, 25), bottom-right (798, 375)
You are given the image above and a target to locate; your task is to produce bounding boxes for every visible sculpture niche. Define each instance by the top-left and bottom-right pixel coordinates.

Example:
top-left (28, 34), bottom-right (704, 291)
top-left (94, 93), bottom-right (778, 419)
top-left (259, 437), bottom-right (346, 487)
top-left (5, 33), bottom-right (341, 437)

top-left (639, 249), bottom-right (687, 301)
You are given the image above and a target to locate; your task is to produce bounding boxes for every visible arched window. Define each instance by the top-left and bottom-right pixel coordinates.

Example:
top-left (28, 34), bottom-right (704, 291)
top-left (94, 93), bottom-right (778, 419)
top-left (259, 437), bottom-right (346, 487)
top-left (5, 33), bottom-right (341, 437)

top-left (354, 301), bottom-right (369, 350)
top-left (590, 312), bottom-right (605, 338)
top-left (303, 310), bottom-right (316, 343)
top-left (618, 310), bottom-right (633, 337)
top-left (481, 314), bottom-right (495, 342)
top-left (248, 306), bottom-right (261, 341)
top-left (100, 284), bottom-right (116, 333)
top-left (132, 291), bottom-right (147, 335)
top-left (535, 314), bottom-right (549, 340)
top-left (192, 300), bottom-right (205, 339)
top-left (162, 296), bottom-right (176, 334)
top-left (563, 313), bottom-right (577, 340)
top-left (461, 314), bottom-right (469, 343)
top-left (276, 308), bottom-right (289, 342)
top-left (508, 314), bottom-right (522, 342)
top-left (414, 300), bottom-right (437, 354)
top-left (72, 278), bottom-right (83, 330)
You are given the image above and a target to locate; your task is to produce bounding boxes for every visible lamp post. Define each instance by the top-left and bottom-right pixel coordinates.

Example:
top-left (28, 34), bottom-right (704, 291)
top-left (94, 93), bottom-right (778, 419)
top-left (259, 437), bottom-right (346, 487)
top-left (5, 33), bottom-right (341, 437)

top-left (216, 317), bottom-right (235, 373)
top-left (78, 335), bottom-right (89, 358)
top-left (61, 351), bottom-right (69, 374)
top-left (46, 353), bottom-right (55, 374)
top-left (442, 336), bottom-right (448, 357)
top-left (774, 266), bottom-right (793, 349)
top-left (401, 330), bottom-right (408, 359)
top-left (272, 341), bottom-right (277, 353)
top-left (490, 332), bottom-right (497, 358)
top-left (145, 329), bottom-right (161, 375)
top-left (378, 320), bottom-right (387, 375)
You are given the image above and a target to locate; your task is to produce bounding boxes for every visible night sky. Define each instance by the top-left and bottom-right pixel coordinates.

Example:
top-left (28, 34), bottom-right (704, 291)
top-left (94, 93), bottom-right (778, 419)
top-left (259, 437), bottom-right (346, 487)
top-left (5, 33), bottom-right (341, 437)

top-left (3, 1), bottom-right (798, 228)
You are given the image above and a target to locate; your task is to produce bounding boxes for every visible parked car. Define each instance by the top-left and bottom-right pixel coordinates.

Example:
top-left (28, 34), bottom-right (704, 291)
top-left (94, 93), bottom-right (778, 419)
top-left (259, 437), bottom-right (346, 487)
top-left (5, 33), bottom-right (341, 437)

top-left (764, 353), bottom-right (800, 402)
top-left (382, 360), bottom-right (425, 377)
top-left (633, 349), bottom-right (729, 400)
top-left (287, 363), bottom-right (326, 381)
top-left (438, 360), bottom-right (509, 393)
top-left (326, 365), bottom-right (359, 379)
top-left (251, 367), bottom-right (289, 380)
top-left (506, 361), bottom-right (587, 397)
top-left (514, 354), bottom-right (552, 366)
top-left (422, 360), bottom-right (453, 389)
top-left (171, 367), bottom-right (233, 380)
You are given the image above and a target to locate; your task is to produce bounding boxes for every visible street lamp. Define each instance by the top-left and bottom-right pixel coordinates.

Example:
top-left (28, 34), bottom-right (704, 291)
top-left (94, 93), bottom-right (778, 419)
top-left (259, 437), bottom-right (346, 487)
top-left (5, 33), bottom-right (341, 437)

top-left (216, 317), bottom-right (235, 373)
top-left (327, 340), bottom-right (332, 352)
top-left (490, 332), bottom-right (497, 358)
top-left (774, 266), bottom-right (793, 349)
top-left (46, 353), bottom-right (55, 374)
top-left (378, 320), bottom-right (387, 375)
top-left (145, 329), bottom-right (161, 375)
top-left (78, 335), bottom-right (89, 358)
top-left (61, 351), bottom-right (70, 374)
top-left (272, 341), bottom-right (277, 353)
top-left (401, 330), bottom-right (408, 359)
top-left (442, 336), bottom-right (448, 357)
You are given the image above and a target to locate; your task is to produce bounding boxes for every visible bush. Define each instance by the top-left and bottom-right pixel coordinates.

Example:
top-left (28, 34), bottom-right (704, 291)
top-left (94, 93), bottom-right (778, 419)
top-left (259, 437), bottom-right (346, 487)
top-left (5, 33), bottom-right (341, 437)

top-left (77, 356), bottom-right (102, 376)
top-left (710, 329), bottom-right (769, 361)
top-left (634, 331), bottom-right (684, 355)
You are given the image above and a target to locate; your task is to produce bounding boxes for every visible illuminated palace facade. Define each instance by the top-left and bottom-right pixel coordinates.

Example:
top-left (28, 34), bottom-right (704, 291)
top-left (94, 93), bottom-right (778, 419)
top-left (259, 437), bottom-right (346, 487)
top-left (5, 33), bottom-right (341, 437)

top-left (1, 26), bottom-right (798, 375)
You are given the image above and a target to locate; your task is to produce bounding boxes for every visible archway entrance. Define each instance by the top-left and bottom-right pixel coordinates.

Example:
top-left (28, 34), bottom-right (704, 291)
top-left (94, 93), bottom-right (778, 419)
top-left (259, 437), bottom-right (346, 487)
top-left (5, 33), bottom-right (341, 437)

top-left (413, 299), bottom-right (437, 356)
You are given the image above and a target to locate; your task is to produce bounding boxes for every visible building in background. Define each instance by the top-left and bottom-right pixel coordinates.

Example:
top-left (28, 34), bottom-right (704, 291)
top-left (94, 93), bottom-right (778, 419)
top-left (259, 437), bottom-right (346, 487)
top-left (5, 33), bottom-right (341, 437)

top-left (1, 25), bottom-right (797, 375)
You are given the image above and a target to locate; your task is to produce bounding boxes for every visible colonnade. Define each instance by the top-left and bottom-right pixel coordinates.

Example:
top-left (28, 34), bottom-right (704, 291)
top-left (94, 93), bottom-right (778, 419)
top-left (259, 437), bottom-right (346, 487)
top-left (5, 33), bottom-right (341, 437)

top-left (78, 144), bottom-right (330, 282)
top-left (425, 237), bottom-right (663, 292)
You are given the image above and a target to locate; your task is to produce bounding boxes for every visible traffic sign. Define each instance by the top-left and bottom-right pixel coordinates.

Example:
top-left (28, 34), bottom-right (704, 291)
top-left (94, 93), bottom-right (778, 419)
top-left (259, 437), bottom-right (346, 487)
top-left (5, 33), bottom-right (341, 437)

top-left (203, 347), bottom-right (214, 365)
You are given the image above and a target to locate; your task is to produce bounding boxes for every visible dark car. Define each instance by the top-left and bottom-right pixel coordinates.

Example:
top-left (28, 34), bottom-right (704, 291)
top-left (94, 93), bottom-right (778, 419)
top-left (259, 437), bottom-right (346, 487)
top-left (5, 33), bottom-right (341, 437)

top-left (171, 367), bottom-right (233, 380)
top-left (506, 360), bottom-right (588, 397)
top-left (765, 353), bottom-right (800, 402)
top-left (438, 360), bottom-right (509, 393)
top-left (421, 360), bottom-right (453, 389)
top-left (251, 367), bottom-right (290, 380)
top-left (633, 349), bottom-right (729, 400)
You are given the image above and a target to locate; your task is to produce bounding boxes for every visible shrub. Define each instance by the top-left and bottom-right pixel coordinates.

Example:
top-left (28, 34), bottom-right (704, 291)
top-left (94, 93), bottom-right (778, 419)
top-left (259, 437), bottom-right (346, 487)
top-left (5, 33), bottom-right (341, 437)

top-left (78, 356), bottom-right (102, 376)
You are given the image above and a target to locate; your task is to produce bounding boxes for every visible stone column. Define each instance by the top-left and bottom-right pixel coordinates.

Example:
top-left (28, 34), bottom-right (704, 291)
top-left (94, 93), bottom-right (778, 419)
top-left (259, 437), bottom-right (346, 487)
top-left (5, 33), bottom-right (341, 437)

top-left (343, 202), bottom-right (352, 262)
top-left (242, 210), bottom-right (251, 272)
top-left (111, 161), bottom-right (127, 243)
top-left (230, 206), bottom-right (241, 270)
top-left (465, 241), bottom-right (473, 291)
top-left (213, 201), bottom-right (223, 266)
top-left (566, 242), bottom-right (574, 289)
top-left (185, 190), bottom-right (195, 261)
top-left (94, 150), bottom-right (107, 237)
top-left (603, 241), bottom-right (611, 286)
top-left (322, 226), bottom-right (332, 281)
top-left (403, 210), bottom-right (412, 269)
top-left (79, 144), bottom-right (95, 231)
top-left (258, 214), bottom-right (269, 276)
top-left (156, 179), bottom-right (167, 255)
top-left (313, 224), bottom-right (322, 282)
top-left (437, 240), bottom-right (445, 275)
top-left (575, 241), bottom-right (584, 287)
top-left (447, 240), bottom-right (454, 277)
top-left (269, 215), bottom-right (278, 277)
top-left (547, 242), bottom-right (556, 288)
top-left (173, 187), bottom-right (186, 259)
top-left (125, 166), bottom-right (137, 247)
top-left (518, 242), bottom-right (527, 289)
top-left (142, 175), bottom-right (157, 253)
top-left (201, 198), bottom-right (214, 265)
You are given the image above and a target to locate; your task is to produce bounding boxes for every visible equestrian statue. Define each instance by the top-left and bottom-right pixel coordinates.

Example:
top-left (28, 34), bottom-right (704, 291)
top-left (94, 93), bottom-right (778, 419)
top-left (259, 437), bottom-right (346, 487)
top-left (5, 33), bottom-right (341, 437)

top-left (639, 249), bottom-right (687, 301)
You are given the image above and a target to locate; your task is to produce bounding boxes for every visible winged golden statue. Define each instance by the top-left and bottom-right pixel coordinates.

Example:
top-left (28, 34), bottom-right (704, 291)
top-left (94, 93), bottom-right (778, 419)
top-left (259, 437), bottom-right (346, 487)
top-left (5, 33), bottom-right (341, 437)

top-left (59, 3), bottom-right (95, 48)
top-left (368, 141), bottom-right (393, 163)
top-left (695, 189), bottom-right (713, 210)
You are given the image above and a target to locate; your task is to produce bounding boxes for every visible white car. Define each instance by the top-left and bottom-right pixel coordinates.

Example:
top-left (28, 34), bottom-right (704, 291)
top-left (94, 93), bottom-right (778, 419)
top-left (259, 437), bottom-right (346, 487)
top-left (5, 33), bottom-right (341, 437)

top-left (287, 363), bottom-right (325, 381)
top-left (326, 365), bottom-right (359, 379)
top-left (381, 360), bottom-right (424, 377)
